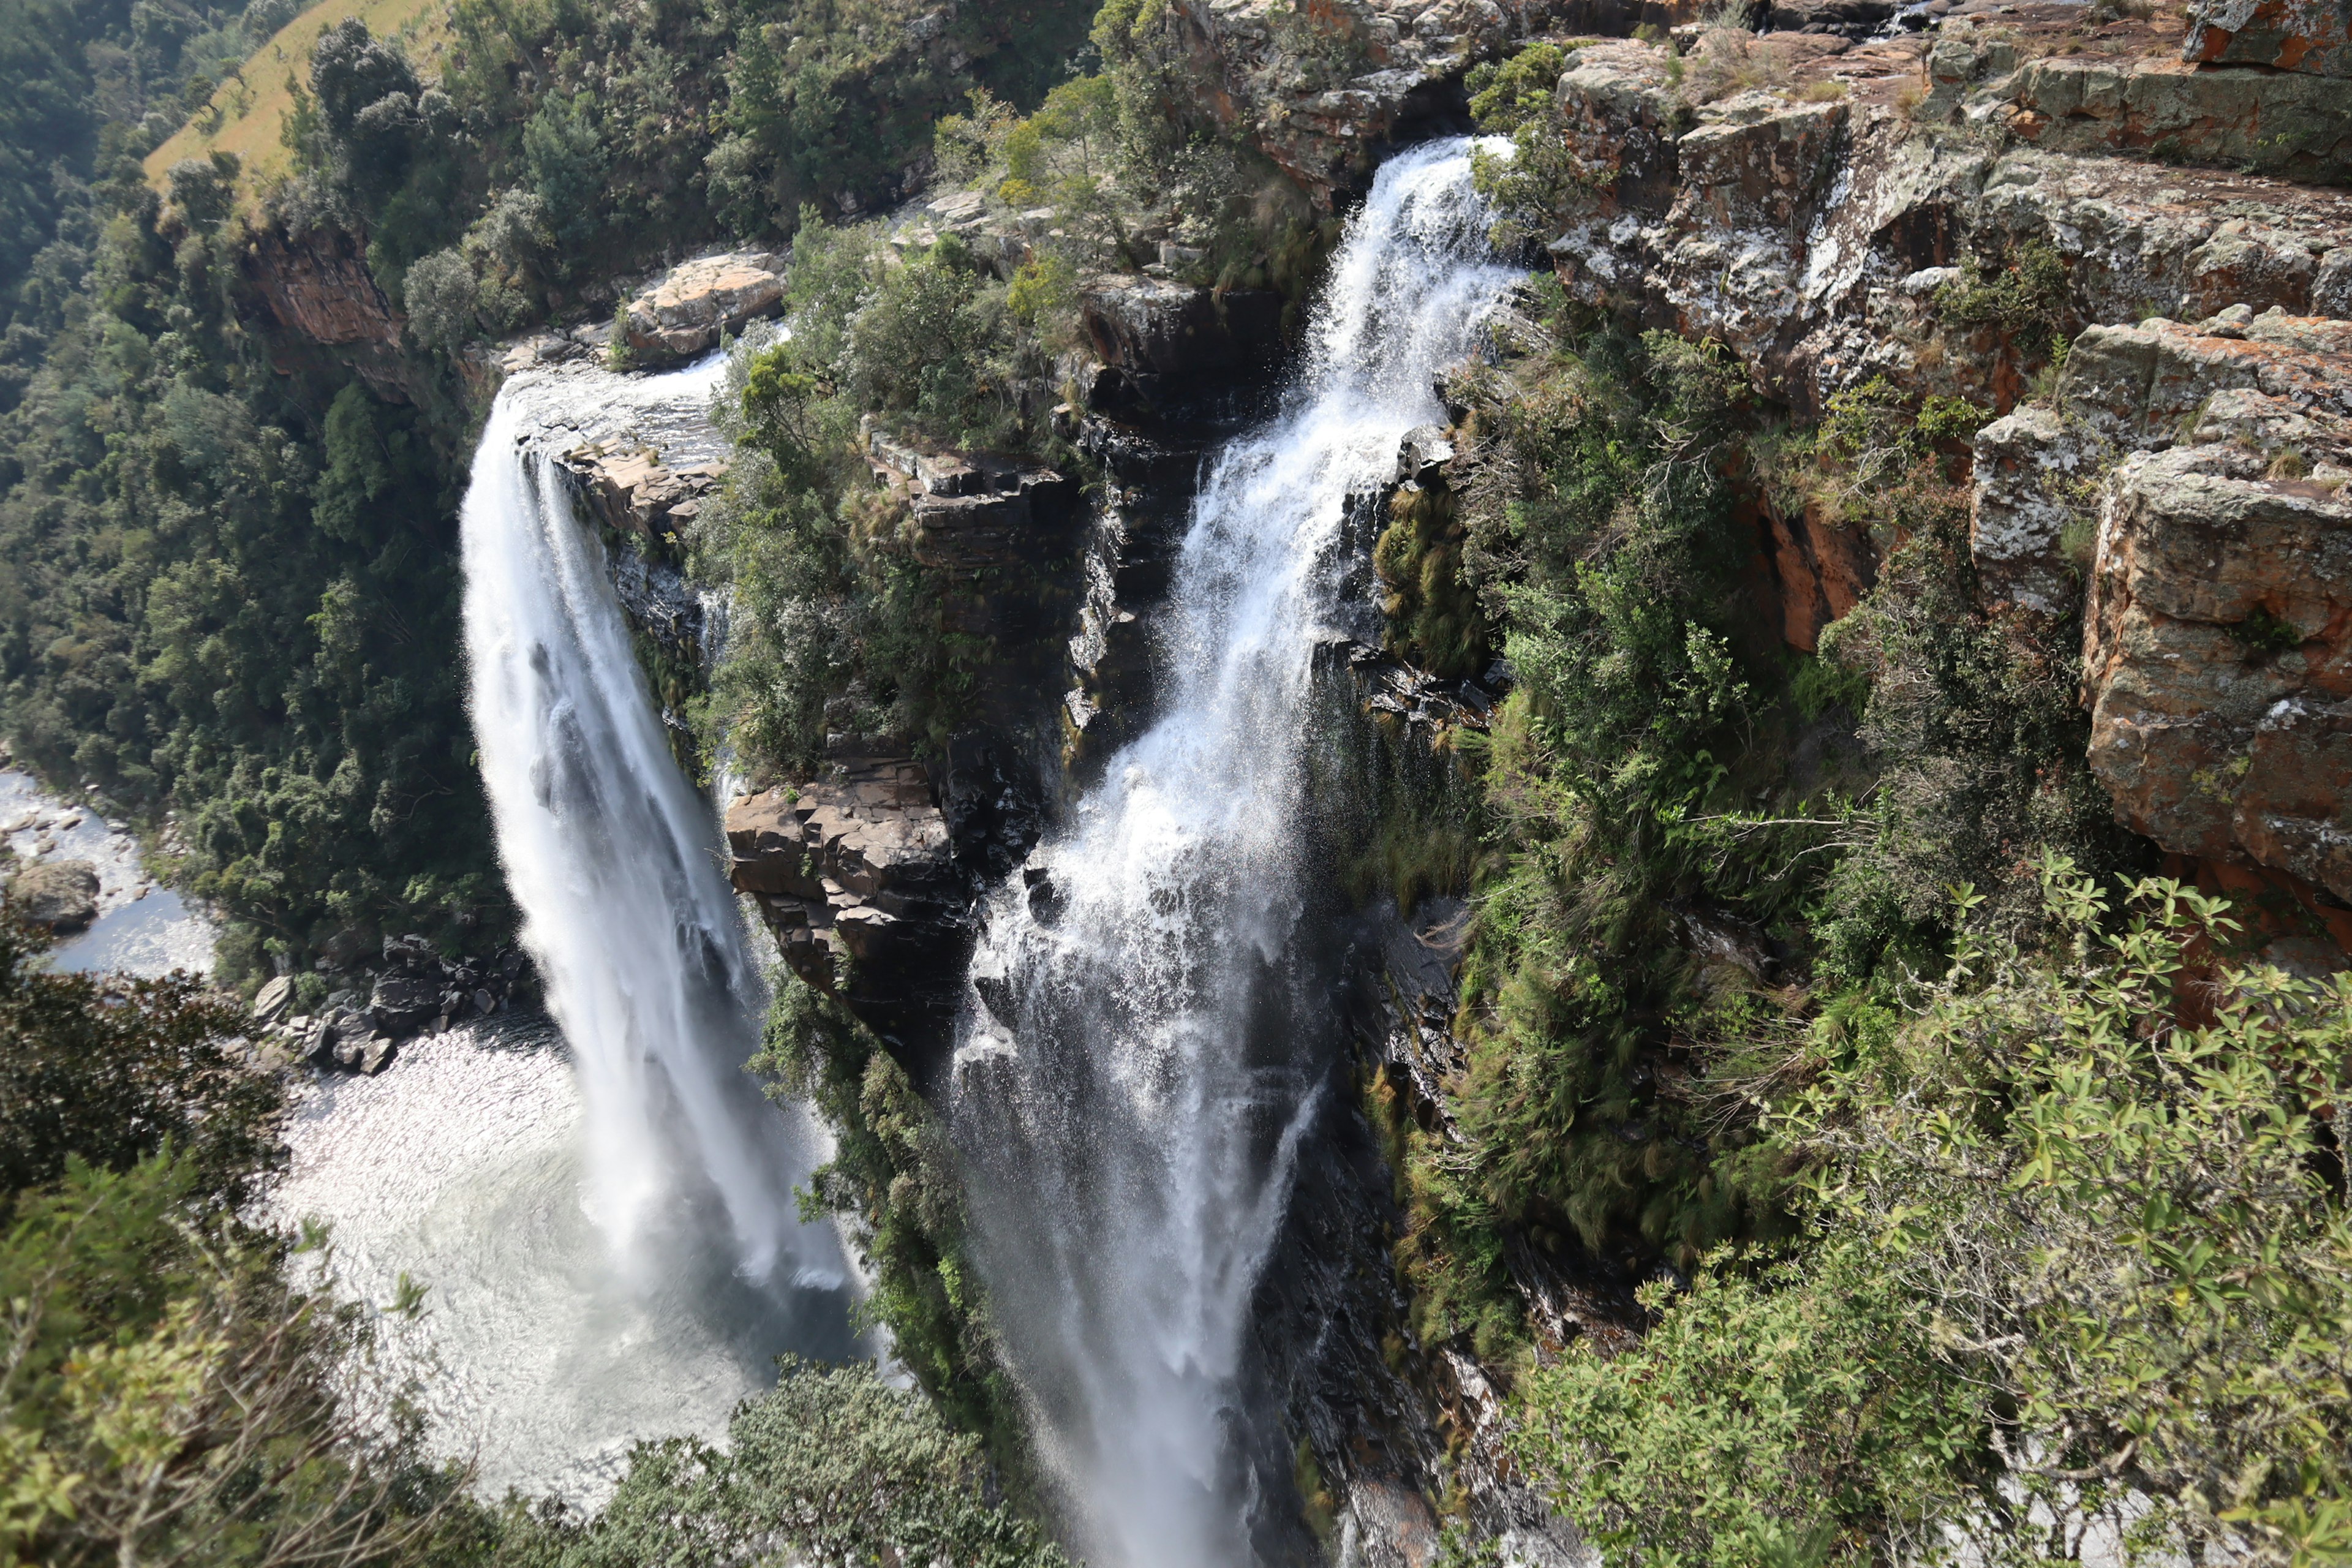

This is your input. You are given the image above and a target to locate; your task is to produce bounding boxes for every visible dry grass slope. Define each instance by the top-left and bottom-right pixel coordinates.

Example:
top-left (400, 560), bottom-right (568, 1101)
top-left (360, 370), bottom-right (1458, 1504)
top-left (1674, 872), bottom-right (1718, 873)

top-left (142, 0), bottom-right (455, 214)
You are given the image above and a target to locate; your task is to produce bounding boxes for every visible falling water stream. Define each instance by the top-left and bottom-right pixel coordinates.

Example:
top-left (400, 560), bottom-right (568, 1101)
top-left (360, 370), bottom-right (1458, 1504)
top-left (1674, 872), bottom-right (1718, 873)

top-left (440, 352), bottom-right (856, 1491)
top-left (953, 140), bottom-right (1517, 1566)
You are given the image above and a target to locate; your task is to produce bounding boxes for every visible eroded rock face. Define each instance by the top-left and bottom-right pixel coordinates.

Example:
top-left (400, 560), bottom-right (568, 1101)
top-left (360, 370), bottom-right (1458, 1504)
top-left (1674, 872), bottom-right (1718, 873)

top-left (242, 226), bottom-right (412, 394)
top-left (2183, 0), bottom-right (2350, 75)
top-left (2073, 315), bottom-right (2352, 900)
top-left (728, 758), bottom-right (969, 1047)
top-left (1539, 20), bottom-right (2352, 417)
top-left (10, 860), bottom-right (99, 932)
top-left (618, 251), bottom-right (788, 370)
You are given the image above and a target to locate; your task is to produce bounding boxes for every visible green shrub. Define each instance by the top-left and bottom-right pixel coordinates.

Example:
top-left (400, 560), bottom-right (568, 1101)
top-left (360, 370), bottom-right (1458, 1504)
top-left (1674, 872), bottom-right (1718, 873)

top-left (1518, 862), bottom-right (2352, 1566)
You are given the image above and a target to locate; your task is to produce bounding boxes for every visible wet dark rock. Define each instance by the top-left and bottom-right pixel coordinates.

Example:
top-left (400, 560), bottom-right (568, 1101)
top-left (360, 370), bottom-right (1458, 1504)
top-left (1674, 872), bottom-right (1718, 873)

top-left (368, 974), bottom-right (442, 1035)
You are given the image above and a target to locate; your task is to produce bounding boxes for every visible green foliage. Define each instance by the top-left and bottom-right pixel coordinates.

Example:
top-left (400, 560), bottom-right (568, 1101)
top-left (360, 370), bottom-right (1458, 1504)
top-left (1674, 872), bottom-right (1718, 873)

top-left (0, 907), bottom-right (278, 1202)
top-left (1524, 864), bottom-right (2352, 1566)
top-left (0, 167), bottom-right (508, 970)
top-left (519, 92), bottom-right (605, 262)
top-left (1935, 240), bottom-right (2072, 361)
top-left (0, 0), bottom-right (250, 335)
top-left (523, 1358), bottom-right (1068, 1568)
top-left (1466, 41), bottom-right (1595, 250)
top-left (1812, 473), bottom-right (2139, 974)
top-left (1516, 1240), bottom-right (1987, 1567)
top-left (697, 216), bottom-right (1066, 773)
top-left (2233, 605), bottom-right (2305, 655)
top-left (745, 975), bottom-right (1033, 1477)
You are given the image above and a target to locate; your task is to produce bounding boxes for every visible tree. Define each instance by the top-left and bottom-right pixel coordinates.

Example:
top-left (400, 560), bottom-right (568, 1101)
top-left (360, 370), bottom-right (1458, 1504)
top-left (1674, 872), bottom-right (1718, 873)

top-left (550, 1358), bottom-right (1068, 1568)
top-left (0, 907), bottom-right (279, 1205)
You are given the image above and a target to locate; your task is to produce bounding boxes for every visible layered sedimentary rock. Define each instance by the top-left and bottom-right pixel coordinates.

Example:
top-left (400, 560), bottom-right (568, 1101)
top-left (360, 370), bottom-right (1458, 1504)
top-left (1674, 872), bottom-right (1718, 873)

top-left (617, 251), bottom-right (789, 369)
top-left (1540, 16), bottom-right (2352, 415)
top-left (2065, 314), bottom-right (2352, 902)
top-left (726, 758), bottom-right (970, 1054)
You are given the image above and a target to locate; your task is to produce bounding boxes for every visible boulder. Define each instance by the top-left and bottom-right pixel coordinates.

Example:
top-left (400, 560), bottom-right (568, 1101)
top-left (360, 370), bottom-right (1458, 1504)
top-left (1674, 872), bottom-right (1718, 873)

top-left (10, 860), bottom-right (99, 932)
top-left (1396, 424), bottom-right (1455, 487)
top-left (2182, 0), bottom-right (2350, 76)
top-left (619, 251), bottom-right (788, 370)
top-left (369, 973), bottom-right (442, 1036)
top-left (251, 974), bottom-right (295, 1024)
top-left (725, 790), bottom-right (827, 897)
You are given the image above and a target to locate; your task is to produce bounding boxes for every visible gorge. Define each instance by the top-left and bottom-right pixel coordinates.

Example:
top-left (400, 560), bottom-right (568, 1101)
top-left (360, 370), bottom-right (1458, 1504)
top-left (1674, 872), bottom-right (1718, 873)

top-left (2, 0), bottom-right (2351, 1561)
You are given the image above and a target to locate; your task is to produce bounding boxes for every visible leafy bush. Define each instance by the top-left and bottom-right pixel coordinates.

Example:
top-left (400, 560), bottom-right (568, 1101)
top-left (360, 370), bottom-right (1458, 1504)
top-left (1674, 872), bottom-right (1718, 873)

top-left (1521, 863), bottom-right (2352, 1566)
top-left (0, 908), bottom-right (277, 1202)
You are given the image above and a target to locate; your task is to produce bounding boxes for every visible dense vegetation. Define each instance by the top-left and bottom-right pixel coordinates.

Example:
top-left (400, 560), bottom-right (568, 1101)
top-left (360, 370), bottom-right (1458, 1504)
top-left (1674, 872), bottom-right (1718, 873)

top-left (1330, 38), bottom-right (2352, 1565)
top-left (0, 0), bottom-right (1109, 980)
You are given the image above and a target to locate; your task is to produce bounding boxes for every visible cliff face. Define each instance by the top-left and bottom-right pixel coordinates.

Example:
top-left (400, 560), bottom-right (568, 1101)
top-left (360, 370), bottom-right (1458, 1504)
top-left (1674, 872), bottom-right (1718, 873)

top-left (240, 225), bottom-right (413, 395)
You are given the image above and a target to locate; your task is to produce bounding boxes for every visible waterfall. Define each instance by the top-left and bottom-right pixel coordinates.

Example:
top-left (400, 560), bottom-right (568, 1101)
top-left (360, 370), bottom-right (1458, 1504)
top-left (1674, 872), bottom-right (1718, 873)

top-left (952, 139), bottom-right (1517, 1566)
top-left (459, 356), bottom-right (848, 1303)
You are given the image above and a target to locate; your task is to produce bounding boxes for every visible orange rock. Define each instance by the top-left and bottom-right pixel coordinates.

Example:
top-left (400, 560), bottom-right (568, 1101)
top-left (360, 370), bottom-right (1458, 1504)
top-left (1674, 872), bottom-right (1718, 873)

top-left (2182, 0), bottom-right (2350, 76)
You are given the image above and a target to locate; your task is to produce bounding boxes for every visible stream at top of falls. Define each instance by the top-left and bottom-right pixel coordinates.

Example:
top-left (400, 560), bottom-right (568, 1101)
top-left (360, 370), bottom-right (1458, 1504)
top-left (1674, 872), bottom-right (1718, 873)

top-left (952, 137), bottom-right (1518, 1568)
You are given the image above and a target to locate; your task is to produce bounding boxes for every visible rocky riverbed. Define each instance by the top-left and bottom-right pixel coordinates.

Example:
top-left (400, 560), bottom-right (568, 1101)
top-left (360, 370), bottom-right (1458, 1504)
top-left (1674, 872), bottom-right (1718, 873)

top-left (0, 767), bottom-right (215, 976)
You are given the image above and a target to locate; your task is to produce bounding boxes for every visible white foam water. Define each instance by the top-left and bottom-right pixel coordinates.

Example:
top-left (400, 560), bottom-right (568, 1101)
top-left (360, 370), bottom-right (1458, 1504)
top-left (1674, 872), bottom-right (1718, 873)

top-left (950, 139), bottom-right (1518, 1566)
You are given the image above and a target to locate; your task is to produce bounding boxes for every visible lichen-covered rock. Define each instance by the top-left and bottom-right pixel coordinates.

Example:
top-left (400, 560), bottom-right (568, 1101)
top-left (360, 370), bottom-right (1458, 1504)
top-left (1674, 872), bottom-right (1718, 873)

top-left (2003, 53), bottom-right (2352, 184)
top-left (2182, 0), bottom-right (2350, 76)
top-left (9, 859), bottom-right (99, 932)
top-left (618, 251), bottom-right (787, 370)
top-left (1539, 20), bottom-right (2352, 418)
top-left (1970, 404), bottom-right (2098, 615)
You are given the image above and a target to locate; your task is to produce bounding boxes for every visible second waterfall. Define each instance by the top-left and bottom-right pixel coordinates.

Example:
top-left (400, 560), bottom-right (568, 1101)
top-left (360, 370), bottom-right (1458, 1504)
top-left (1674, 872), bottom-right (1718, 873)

top-left (954, 139), bottom-right (1517, 1566)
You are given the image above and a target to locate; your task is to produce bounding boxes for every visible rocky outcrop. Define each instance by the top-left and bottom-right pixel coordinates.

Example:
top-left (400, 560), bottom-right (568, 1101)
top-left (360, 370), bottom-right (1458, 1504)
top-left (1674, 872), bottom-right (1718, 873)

top-left (1079, 275), bottom-right (1286, 412)
top-left (617, 251), bottom-right (788, 370)
top-left (1539, 17), bottom-right (2352, 416)
top-left (2071, 314), bottom-right (2352, 902)
top-left (729, 757), bottom-right (973, 1058)
top-left (554, 440), bottom-right (726, 538)
top-left (9, 859), bottom-right (99, 932)
top-left (2182, 0), bottom-right (2350, 75)
top-left (1150, 0), bottom-right (1697, 207)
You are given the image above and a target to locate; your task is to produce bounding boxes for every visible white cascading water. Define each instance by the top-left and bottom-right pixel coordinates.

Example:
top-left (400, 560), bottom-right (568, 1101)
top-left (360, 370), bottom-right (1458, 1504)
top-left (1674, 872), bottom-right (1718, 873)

top-left (459, 355), bottom-right (849, 1300)
top-left (953, 139), bottom-right (1518, 1566)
